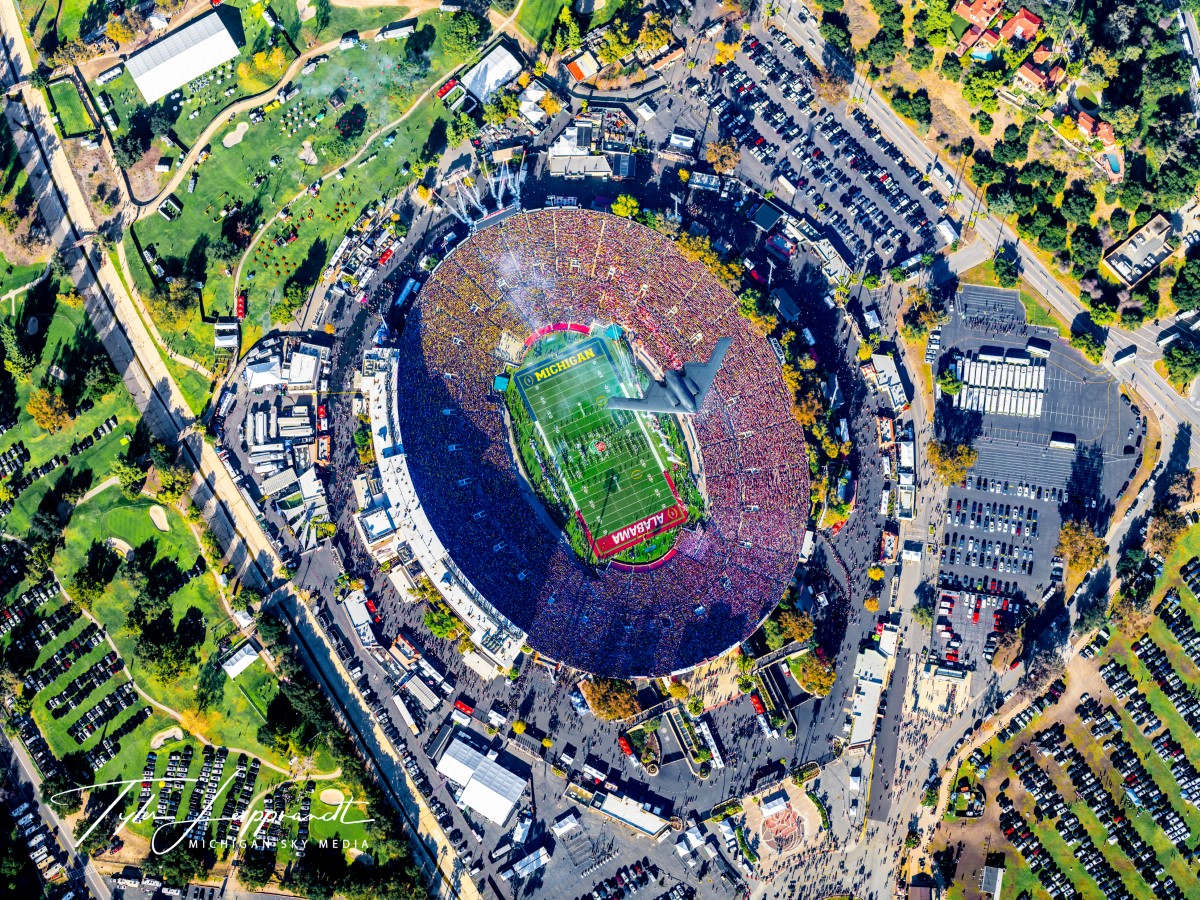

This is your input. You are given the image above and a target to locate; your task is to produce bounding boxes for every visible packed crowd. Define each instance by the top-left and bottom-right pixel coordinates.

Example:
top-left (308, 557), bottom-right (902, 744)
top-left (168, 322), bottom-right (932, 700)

top-left (394, 209), bottom-right (810, 676)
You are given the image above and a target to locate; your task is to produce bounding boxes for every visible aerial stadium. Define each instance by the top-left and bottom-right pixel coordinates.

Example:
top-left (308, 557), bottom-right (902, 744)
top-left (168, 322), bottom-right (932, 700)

top-left (393, 208), bottom-right (810, 676)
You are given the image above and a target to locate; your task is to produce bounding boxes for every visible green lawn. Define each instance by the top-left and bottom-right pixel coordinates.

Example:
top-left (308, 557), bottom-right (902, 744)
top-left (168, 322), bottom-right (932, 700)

top-left (516, 0), bottom-right (564, 43)
top-left (950, 13), bottom-right (970, 40)
top-left (127, 17), bottom-right (458, 363)
top-left (0, 257), bottom-right (44, 298)
top-left (47, 78), bottom-right (93, 137)
top-left (54, 486), bottom-right (297, 769)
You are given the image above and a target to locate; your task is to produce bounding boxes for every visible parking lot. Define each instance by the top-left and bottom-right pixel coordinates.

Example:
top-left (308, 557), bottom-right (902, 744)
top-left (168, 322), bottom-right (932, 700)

top-left (646, 25), bottom-right (947, 274)
top-left (931, 287), bottom-right (1143, 667)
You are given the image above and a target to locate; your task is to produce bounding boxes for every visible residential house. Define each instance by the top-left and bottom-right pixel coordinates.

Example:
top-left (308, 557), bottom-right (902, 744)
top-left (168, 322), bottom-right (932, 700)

top-left (999, 6), bottom-right (1042, 42)
top-left (1014, 60), bottom-right (1064, 93)
top-left (952, 0), bottom-right (1002, 29)
top-left (1077, 111), bottom-right (1116, 146)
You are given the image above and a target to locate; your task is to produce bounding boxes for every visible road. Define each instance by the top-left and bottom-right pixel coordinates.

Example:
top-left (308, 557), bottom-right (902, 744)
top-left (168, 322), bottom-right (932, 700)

top-left (777, 4), bottom-right (1200, 470)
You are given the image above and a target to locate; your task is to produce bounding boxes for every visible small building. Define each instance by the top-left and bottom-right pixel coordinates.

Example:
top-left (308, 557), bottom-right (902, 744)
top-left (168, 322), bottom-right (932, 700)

top-left (936, 218), bottom-right (960, 245)
top-left (999, 6), bottom-right (1041, 42)
top-left (548, 156), bottom-right (613, 179)
top-left (771, 287), bottom-right (800, 322)
top-left (1076, 111), bottom-right (1116, 146)
top-left (752, 202), bottom-right (784, 231)
top-left (565, 51), bottom-right (600, 83)
top-left (1103, 213), bottom-right (1173, 287)
top-left (980, 864), bottom-right (1005, 898)
top-left (952, 0), bottom-right (1001, 28)
top-left (214, 321), bottom-right (239, 351)
top-left (690, 172), bottom-right (721, 192)
top-left (635, 100), bottom-right (657, 121)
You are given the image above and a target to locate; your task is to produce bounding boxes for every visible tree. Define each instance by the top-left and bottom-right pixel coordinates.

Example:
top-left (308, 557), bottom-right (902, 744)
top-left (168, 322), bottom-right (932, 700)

top-left (1069, 329), bottom-right (1104, 364)
top-left (112, 459), bottom-right (146, 499)
top-left (790, 652), bottom-right (835, 696)
top-left (909, 44), bottom-right (934, 71)
top-left (667, 682), bottom-right (690, 701)
top-left (423, 599), bottom-right (465, 640)
top-left (1164, 342), bottom-right (1200, 388)
top-left (27, 387), bottom-right (69, 433)
top-left (156, 464), bottom-right (192, 504)
top-left (637, 13), bottom-right (673, 53)
top-left (1056, 519), bottom-right (1106, 576)
top-left (867, 565), bottom-right (885, 581)
top-left (596, 20), bottom-right (635, 65)
top-left (442, 11), bottom-right (484, 59)
top-left (539, 93), bottom-right (563, 117)
top-left (1061, 184), bottom-right (1097, 223)
top-left (994, 253), bottom-right (1020, 287)
top-left (105, 19), bottom-right (136, 44)
top-left (511, 719), bottom-right (527, 734)
top-left (579, 678), bottom-right (640, 720)
top-left (1173, 255), bottom-right (1200, 311)
top-left (713, 42), bottom-right (738, 66)
top-left (238, 847), bottom-right (277, 890)
top-left (551, 5), bottom-right (582, 54)
top-left (611, 194), bottom-right (639, 218)
top-left (482, 91), bottom-right (519, 127)
top-left (864, 596), bottom-right (880, 612)
top-left (314, 0), bottom-right (331, 34)
top-left (937, 369), bottom-right (963, 395)
top-left (447, 111), bottom-right (477, 146)
top-left (814, 68), bottom-right (848, 105)
top-left (927, 440), bottom-right (977, 486)
top-left (705, 137), bottom-right (740, 174)
top-left (0, 320), bottom-right (35, 382)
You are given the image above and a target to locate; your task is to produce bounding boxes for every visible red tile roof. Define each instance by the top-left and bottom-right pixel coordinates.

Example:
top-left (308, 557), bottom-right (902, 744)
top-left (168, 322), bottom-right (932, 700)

top-left (953, 0), bottom-right (1002, 29)
top-left (999, 6), bottom-right (1043, 41)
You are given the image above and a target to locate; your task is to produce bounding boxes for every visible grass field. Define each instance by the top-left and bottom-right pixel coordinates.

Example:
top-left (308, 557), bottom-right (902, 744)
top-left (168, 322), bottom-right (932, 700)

top-left (0, 293), bottom-right (142, 535)
top-left (126, 13), bottom-right (458, 379)
top-left (516, 0), bottom-right (564, 43)
top-left (513, 335), bottom-right (683, 557)
top-left (47, 79), bottom-right (93, 137)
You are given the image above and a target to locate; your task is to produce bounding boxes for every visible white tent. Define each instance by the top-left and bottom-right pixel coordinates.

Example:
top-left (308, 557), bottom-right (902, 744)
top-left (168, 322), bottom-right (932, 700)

top-left (436, 738), bottom-right (525, 825)
top-left (126, 12), bottom-right (240, 104)
top-left (221, 643), bottom-right (260, 679)
top-left (461, 46), bottom-right (522, 102)
top-left (244, 357), bottom-right (283, 390)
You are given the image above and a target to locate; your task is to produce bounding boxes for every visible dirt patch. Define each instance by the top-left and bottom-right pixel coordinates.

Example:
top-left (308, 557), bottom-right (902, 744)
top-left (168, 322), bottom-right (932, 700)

top-left (107, 537), bottom-right (133, 557)
top-left (149, 505), bottom-right (170, 532)
top-left (222, 122), bottom-right (249, 148)
top-left (296, 0), bottom-right (316, 21)
top-left (125, 151), bottom-right (172, 205)
top-left (843, 0), bottom-right (882, 51)
top-left (150, 725), bottom-right (183, 749)
top-left (319, 788), bottom-right (345, 806)
top-left (299, 140), bottom-right (318, 166)
top-left (63, 139), bottom-right (123, 237)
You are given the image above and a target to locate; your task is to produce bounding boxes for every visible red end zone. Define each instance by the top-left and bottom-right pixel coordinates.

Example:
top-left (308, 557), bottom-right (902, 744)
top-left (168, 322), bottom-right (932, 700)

top-left (586, 503), bottom-right (689, 559)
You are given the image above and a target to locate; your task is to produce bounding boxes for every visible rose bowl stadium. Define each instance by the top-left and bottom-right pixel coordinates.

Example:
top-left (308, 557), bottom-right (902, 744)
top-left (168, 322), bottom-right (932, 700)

top-left (374, 208), bottom-right (810, 677)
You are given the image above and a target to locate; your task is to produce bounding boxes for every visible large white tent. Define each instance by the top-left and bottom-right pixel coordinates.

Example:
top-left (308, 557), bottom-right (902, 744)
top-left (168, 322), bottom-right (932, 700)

top-left (461, 45), bottom-right (522, 103)
top-left (436, 737), bottom-right (525, 825)
top-left (127, 12), bottom-right (240, 104)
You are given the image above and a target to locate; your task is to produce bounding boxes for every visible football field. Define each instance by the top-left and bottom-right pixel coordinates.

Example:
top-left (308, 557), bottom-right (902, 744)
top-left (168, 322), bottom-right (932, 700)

top-left (515, 337), bottom-right (687, 557)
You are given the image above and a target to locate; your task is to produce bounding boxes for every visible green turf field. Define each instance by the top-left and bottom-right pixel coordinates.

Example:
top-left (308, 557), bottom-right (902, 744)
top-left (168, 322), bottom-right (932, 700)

top-left (47, 79), bottom-right (92, 136)
top-left (514, 335), bottom-right (685, 557)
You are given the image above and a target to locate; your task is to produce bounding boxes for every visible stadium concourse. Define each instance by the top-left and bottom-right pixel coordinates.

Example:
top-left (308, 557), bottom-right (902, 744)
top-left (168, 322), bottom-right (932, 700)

top-left (395, 209), bottom-right (810, 676)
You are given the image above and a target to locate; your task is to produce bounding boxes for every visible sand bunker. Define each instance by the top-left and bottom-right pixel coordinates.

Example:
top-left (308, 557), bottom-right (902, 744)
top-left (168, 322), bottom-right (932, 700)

top-left (151, 726), bottom-right (183, 749)
top-left (149, 505), bottom-right (170, 532)
top-left (222, 122), bottom-right (249, 148)
top-left (319, 788), bottom-right (345, 806)
top-left (107, 537), bottom-right (133, 557)
top-left (297, 0), bottom-right (316, 20)
top-left (299, 141), bottom-right (318, 166)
